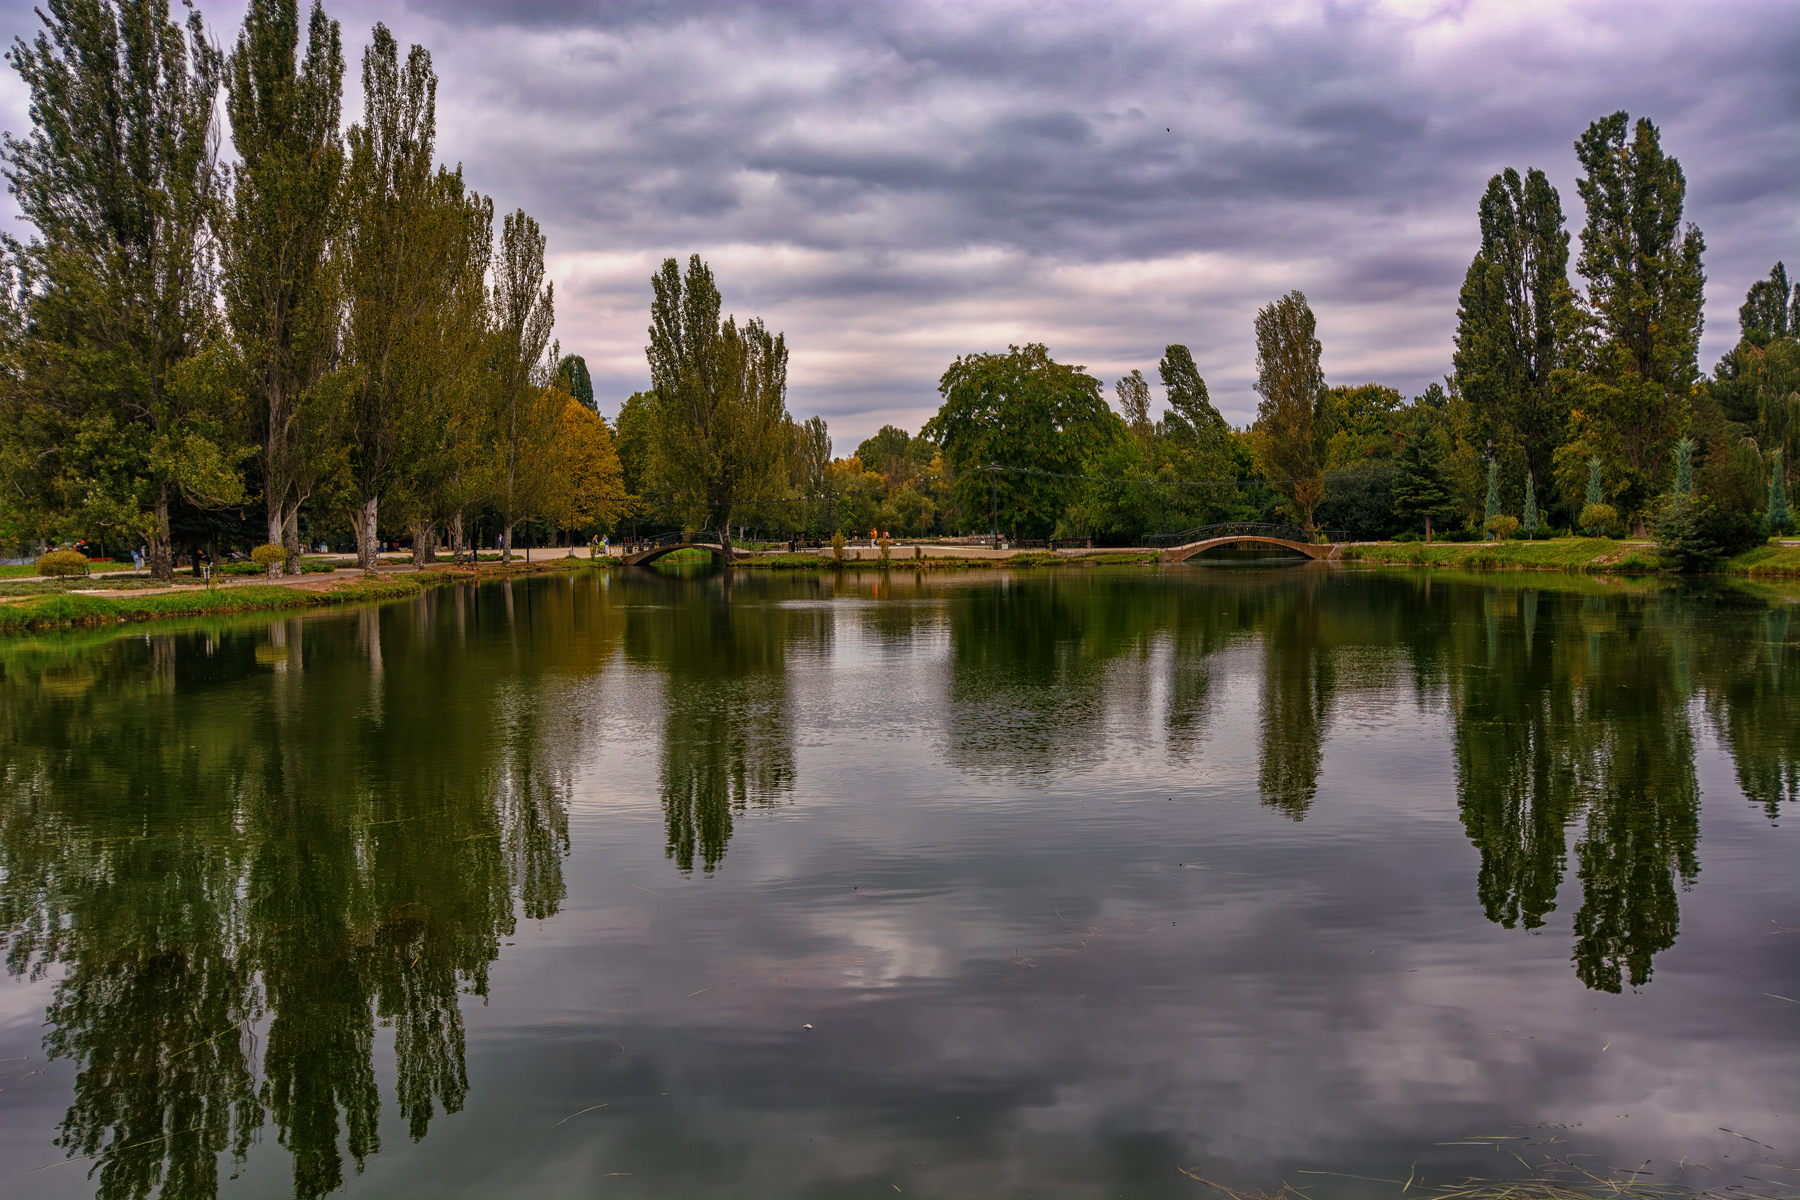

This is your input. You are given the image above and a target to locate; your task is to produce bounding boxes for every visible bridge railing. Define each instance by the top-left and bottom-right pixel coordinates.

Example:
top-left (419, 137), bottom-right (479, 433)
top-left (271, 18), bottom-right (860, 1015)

top-left (1141, 523), bottom-right (1353, 547)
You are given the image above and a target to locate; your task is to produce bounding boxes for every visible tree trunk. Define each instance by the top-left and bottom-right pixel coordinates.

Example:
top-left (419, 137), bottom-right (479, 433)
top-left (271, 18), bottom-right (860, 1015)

top-left (450, 512), bottom-right (466, 565)
top-left (282, 502), bottom-right (301, 576)
top-left (355, 496), bottom-right (380, 573)
top-left (149, 480), bottom-right (175, 582)
top-left (411, 520), bottom-right (437, 567)
top-left (501, 521), bottom-right (514, 565)
top-left (1425, 515), bottom-right (1433, 545)
top-left (267, 497), bottom-right (285, 578)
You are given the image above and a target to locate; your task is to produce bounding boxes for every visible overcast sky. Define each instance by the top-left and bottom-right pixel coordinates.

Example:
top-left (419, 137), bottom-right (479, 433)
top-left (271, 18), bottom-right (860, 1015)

top-left (2, 0), bottom-right (1795, 452)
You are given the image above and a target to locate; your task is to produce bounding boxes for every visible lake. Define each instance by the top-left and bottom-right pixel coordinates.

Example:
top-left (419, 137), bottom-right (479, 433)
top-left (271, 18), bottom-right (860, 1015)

top-left (1, 564), bottom-right (1794, 1200)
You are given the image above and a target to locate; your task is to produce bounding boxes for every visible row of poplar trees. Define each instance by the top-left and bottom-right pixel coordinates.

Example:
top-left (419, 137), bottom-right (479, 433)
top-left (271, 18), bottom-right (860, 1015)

top-left (1240, 109), bottom-right (1794, 545)
top-left (1449, 111), bottom-right (1793, 535)
top-left (0, 0), bottom-right (606, 580)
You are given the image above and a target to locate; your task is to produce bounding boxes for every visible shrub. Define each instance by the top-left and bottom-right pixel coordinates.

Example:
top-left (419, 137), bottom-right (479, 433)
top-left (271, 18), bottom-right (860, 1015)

top-left (1484, 514), bottom-right (1521, 541)
top-left (1656, 497), bottom-right (1769, 572)
top-left (35, 549), bottom-right (90, 577)
top-left (831, 531), bottom-right (845, 563)
top-left (251, 543), bottom-right (286, 569)
top-left (1579, 503), bottom-right (1618, 536)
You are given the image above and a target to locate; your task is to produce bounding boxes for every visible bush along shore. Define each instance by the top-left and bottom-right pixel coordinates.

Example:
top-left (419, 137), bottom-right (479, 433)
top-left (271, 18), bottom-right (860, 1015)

top-left (0, 557), bottom-right (608, 634)
top-left (1340, 537), bottom-right (1800, 576)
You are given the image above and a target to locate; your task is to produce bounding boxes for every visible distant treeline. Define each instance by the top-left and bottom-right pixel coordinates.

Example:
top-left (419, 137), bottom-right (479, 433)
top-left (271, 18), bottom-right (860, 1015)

top-left (624, 111), bottom-right (1796, 560)
top-left (2, 2), bottom-right (1793, 570)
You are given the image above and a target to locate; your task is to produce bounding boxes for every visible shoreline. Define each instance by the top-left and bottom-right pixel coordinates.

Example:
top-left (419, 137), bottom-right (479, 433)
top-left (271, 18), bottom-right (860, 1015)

top-left (0, 556), bottom-right (604, 634)
top-left (1337, 537), bottom-right (1800, 577)
top-left (6, 538), bottom-right (1797, 634)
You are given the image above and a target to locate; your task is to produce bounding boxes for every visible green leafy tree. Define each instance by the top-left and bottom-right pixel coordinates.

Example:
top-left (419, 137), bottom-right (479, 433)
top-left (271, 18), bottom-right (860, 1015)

top-left (645, 254), bottom-right (792, 549)
top-left (1453, 167), bottom-right (1583, 504)
top-left (855, 424), bottom-right (916, 486)
top-left (1154, 344), bottom-right (1234, 521)
top-left (1157, 345), bottom-right (1230, 447)
top-left (1391, 414), bottom-right (1458, 541)
top-left (2, 0), bottom-right (235, 580)
top-left (614, 392), bottom-right (652, 492)
top-left (1251, 292), bottom-right (1326, 532)
top-left (220, 0), bottom-right (345, 576)
top-left (1114, 368), bottom-right (1154, 453)
top-left (420, 187), bottom-right (495, 564)
top-left (488, 209), bottom-right (558, 562)
top-left (555, 353), bottom-right (594, 410)
top-left (790, 414), bottom-right (832, 536)
top-left (1574, 112), bottom-right (1706, 517)
top-left (924, 343), bottom-right (1114, 539)
top-left (340, 24), bottom-right (447, 570)
top-left (1320, 383), bottom-right (1404, 468)
top-left (1739, 262), bottom-right (1795, 345)
top-left (1484, 457), bottom-right (1500, 525)
top-left (1711, 267), bottom-right (1800, 473)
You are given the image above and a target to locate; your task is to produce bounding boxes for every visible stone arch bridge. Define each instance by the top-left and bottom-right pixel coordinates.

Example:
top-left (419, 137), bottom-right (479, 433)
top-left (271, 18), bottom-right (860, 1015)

top-left (1143, 523), bottom-right (1352, 564)
top-left (619, 531), bottom-right (749, 567)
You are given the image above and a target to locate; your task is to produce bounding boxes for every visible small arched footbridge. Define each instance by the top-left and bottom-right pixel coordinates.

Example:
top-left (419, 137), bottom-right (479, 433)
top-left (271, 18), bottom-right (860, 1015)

top-left (621, 530), bottom-right (748, 567)
top-left (1143, 523), bottom-right (1353, 564)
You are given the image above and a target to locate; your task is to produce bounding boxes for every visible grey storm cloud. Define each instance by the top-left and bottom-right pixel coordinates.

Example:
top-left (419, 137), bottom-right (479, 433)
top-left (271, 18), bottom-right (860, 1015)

top-left (1, 0), bottom-right (1794, 449)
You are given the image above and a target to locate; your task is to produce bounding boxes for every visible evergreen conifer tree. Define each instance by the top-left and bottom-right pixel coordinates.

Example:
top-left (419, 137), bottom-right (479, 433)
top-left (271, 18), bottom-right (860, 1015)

top-left (1484, 458), bottom-right (1500, 523)
top-left (1770, 450), bottom-right (1792, 533)
top-left (1673, 438), bottom-right (1695, 496)
top-left (1391, 416), bottom-right (1459, 542)
top-left (1522, 471), bottom-right (1538, 538)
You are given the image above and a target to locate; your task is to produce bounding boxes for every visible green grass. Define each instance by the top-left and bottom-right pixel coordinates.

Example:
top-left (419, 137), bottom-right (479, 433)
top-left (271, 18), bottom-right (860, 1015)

top-left (0, 574), bottom-right (434, 634)
top-left (1340, 536), bottom-right (1800, 577)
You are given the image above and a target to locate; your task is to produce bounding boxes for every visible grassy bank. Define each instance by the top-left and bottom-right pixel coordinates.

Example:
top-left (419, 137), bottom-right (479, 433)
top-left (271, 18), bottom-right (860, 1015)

top-left (0, 573), bottom-right (434, 633)
top-left (1342, 537), bottom-right (1800, 577)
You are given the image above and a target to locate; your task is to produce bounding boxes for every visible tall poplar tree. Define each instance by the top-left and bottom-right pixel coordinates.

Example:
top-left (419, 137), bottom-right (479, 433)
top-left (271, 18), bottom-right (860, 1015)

top-left (398, 173), bottom-right (492, 564)
top-left (1158, 344), bottom-right (1231, 453)
top-left (489, 208), bottom-right (558, 562)
top-left (340, 24), bottom-right (443, 571)
top-left (1251, 291), bottom-right (1327, 534)
top-left (645, 254), bottom-right (793, 550)
top-left (221, 0), bottom-right (345, 575)
top-left (1452, 167), bottom-right (1581, 505)
top-left (1573, 112), bottom-right (1706, 520)
top-left (3, 0), bottom-right (232, 580)
top-left (555, 353), bottom-right (595, 410)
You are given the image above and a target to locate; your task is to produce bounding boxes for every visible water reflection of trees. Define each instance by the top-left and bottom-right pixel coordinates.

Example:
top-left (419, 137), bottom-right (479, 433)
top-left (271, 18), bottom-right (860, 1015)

top-left (621, 571), bottom-right (817, 873)
top-left (1701, 600), bottom-right (1798, 820)
top-left (1448, 586), bottom-right (1710, 992)
top-left (934, 569), bottom-right (1794, 993)
top-left (940, 573), bottom-right (1262, 780)
top-left (0, 580), bottom-right (597, 1199)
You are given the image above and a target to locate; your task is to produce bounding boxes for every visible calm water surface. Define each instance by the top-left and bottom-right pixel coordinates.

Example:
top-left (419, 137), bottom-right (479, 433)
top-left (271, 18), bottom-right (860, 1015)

top-left (1, 565), bottom-right (1795, 1200)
